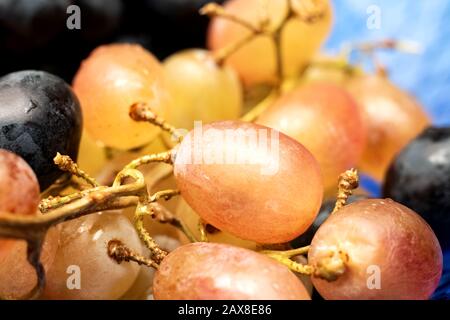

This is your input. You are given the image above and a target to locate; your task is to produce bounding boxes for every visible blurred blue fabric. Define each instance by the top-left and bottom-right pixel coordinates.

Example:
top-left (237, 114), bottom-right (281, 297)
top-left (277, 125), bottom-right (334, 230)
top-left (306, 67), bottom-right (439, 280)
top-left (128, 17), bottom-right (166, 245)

top-left (324, 0), bottom-right (449, 299)
top-left (325, 0), bottom-right (450, 126)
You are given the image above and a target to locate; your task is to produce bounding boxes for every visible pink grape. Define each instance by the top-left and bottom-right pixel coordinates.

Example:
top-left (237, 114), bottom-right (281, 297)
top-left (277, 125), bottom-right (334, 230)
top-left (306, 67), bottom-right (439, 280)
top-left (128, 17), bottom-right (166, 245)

top-left (153, 242), bottom-right (310, 300)
top-left (0, 149), bottom-right (57, 300)
top-left (257, 83), bottom-right (366, 193)
top-left (309, 199), bottom-right (442, 300)
top-left (173, 121), bottom-right (323, 244)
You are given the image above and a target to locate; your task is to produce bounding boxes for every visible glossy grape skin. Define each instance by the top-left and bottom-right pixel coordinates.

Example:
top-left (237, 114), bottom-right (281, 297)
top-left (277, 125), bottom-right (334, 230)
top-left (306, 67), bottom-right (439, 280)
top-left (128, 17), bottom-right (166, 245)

top-left (309, 199), bottom-right (442, 300)
top-left (257, 83), bottom-right (366, 193)
top-left (43, 212), bottom-right (142, 300)
top-left (163, 49), bottom-right (242, 135)
top-left (174, 121), bottom-right (323, 244)
top-left (383, 127), bottom-right (450, 250)
top-left (207, 0), bottom-right (333, 87)
top-left (0, 228), bottom-right (59, 300)
top-left (0, 70), bottom-right (82, 190)
top-left (347, 74), bottom-right (431, 181)
top-left (76, 131), bottom-right (108, 178)
top-left (291, 194), bottom-right (369, 249)
top-left (72, 43), bottom-right (170, 150)
top-left (153, 242), bottom-right (310, 300)
top-left (176, 198), bottom-right (259, 250)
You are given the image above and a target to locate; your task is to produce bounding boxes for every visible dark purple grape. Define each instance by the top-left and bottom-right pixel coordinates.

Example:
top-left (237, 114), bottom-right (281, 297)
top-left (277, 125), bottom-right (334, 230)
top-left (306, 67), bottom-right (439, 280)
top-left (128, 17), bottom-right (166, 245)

top-left (0, 70), bottom-right (82, 190)
top-left (0, 0), bottom-right (70, 50)
top-left (383, 126), bottom-right (450, 249)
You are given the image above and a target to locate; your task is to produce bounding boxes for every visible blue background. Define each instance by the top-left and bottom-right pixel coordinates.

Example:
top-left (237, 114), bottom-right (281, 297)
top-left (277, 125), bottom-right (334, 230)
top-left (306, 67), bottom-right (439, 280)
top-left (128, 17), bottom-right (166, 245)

top-left (325, 0), bottom-right (449, 299)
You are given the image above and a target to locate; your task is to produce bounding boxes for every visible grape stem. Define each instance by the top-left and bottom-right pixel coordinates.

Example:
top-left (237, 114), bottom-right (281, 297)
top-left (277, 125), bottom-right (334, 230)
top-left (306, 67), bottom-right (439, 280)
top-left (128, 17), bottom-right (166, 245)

top-left (54, 152), bottom-right (99, 187)
top-left (198, 218), bottom-right (209, 242)
top-left (262, 169), bottom-right (359, 280)
top-left (203, 0), bottom-right (328, 122)
top-left (199, 0), bottom-right (328, 92)
top-left (130, 102), bottom-right (183, 143)
top-left (340, 38), bottom-right (422, 77)
top-left (0, 153), bottom-right (181, 299)
top-left (331, 168), bottom-right (359, 214)
top-left (108, 239), bottom-right (159, 269)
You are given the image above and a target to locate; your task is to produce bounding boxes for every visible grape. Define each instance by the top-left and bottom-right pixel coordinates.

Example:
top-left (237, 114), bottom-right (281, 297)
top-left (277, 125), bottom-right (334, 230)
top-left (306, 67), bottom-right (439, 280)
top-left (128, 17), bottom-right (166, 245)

top-left (153, 242), bottom-right (310, 299)
top-left (309, 199), bottom-right (442, 300)
top-left (174, 121), bottom-right (323, 243)
top-left (0, 149), bottom-right (40, 216)
top-left (72, 43), bottom-right (171, 150)
top-left (0, 70), bottom-right (82, 190)
top-left (383, 127), bottom-right (450, 250)
top-left (0, 0), bottom-right (69, 50)
top-left (0, 149), bottom-right (58, 299)
top-left (347, 74), bottom-right (430, 181)
top-left (163, 49), bottom-right (242, 136)
top-left (293, 255), bottom-right (313, 296)
top-left (76, 131), bottom-right (108, 178)
top-left (43, 211), bottom-right (142, 300)
top-left (291, 194), bottom-right (370, 249)
top-left (257, 83), bottom-right (366, 193)
top-left (301, 54), bottom-right (362, 86)
top-left (0, 227), bottom-right (59, 300)
top-left (207, 0), bottom-right (333, 86)
top-left (176, 198), bottom-right (259, 250)
top-left (121, 234), bottom-right (182, 300)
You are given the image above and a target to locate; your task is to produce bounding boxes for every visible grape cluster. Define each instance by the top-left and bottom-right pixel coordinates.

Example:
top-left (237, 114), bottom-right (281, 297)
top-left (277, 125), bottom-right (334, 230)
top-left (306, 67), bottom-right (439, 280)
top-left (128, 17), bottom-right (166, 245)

top-left (0, 0), bottom-right (446, 301)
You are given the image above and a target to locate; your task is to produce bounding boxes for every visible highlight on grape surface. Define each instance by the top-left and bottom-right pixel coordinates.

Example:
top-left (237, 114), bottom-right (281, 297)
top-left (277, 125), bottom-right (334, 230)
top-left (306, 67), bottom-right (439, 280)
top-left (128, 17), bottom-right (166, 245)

top-left (0, 0), bottom-right (448, 302)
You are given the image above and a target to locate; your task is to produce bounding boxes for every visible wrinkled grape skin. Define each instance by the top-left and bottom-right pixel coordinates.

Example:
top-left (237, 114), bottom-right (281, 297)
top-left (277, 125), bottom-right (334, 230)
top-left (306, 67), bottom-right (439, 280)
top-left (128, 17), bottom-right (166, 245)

top-left (0, 227), bottom-right (59, 300)
top-left (0, 149), bottom-right (39, 216)
top-left (73, 44), bottom-right (170, 150)
top-left (174, 121), bottom-right (323, 244)
top-left (153, 242), bottom-right (310, 300)
top-left (43, 212), bottom-right (142, 300)
top-left (0, 70), bottom-right (82, 190)
top-left (347, 75), bottom-right (430, 181)
top-left (207, 0), bottom-right (333, 86)
top-left (257, 83), bottom-right (366, 193)
top-left (309, 199), bottom-right (442, 300)
top-left (163, 49), bottom-right (242, 133)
